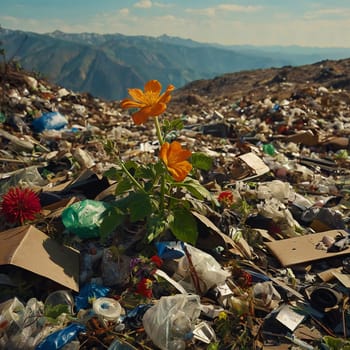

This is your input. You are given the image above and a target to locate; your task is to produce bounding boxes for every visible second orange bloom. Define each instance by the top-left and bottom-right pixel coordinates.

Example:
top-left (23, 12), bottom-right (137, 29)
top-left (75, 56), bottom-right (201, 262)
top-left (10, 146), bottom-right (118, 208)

top-left (159, 141), bottom-right (192, 182)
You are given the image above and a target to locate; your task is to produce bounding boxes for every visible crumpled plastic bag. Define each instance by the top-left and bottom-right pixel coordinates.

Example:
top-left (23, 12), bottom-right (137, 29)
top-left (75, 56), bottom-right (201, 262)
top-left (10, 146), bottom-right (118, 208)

top-left (142, 294), bottom-right (201, 350)
top-left (35, 323), bottom-right (86, 350)
top-left (257, 197), bottom-right (302, 237)
top-left (253, 281), bottom-right (281, 311)
top-left (257, 180), bottom-right (293, 203)
top-left (61, 199), bottom-right (110, 239)
top-left (0, 297), bottom-right (48, 350)
top-left (172, 243), bottom-right (231, 293)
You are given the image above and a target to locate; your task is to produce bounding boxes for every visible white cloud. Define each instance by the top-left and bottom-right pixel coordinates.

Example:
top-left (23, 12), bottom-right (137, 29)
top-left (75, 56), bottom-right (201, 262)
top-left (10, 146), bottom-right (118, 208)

top-left (119, 8), bottom-right (130, 16)
top-left (304, 7), bottom-right (350, 20)
top-left (134, 0), bottom-right (152, 9)
top-left (185, 7), bottom-right (216, 17)
top-left (217, 4), bottom-right (263, 13)
top-left (0, 15), bottom-right (44, 32)
top-left (154, 2), bottom-right (174, 8)
top-left (185, 3), bottom-right (262, 17)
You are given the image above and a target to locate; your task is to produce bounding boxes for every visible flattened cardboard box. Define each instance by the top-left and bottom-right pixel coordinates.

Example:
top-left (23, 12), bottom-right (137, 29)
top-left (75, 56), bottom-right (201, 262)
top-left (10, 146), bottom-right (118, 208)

top-left (0, 225), bottom-right (79, 291)
top-left (265, 229), bottom-right (350, 267)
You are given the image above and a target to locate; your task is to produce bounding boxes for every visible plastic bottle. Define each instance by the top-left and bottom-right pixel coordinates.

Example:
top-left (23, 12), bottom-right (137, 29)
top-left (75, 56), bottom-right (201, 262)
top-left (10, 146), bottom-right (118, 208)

top-left (44, 290), bottom-right (75, 315)
top-left (262, 143), bottom-right (276, 156)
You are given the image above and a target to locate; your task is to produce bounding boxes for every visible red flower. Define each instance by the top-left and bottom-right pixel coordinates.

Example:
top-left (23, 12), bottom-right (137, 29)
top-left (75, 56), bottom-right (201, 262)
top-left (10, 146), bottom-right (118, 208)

top-left (240, 271), bottom-right (252, 288)
top-left (0, 187), bottom-right (41, 224)
top-left (150, 255), bottom-right (163, 268)
top-left (136, 278), bottom-right (153, 299)
top-left (218, 191), bottom-right (235, 206)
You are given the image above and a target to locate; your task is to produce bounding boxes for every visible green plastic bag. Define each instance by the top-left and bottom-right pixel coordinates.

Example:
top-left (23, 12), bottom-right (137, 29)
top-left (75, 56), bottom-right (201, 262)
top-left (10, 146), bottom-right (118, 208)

top-left (62, 199), bottom-right (110, 239)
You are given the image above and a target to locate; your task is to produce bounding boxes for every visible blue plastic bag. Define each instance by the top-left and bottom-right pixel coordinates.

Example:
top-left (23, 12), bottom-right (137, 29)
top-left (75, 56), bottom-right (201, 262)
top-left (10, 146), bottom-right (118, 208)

top-left (32, 111), bottom-right (68, 132)
top-left (74, 283), bottom-right (110, 311)
top-left (35, 323), bottom-right (86, 350)
top-left (155, 241), bottom-right (185, 260)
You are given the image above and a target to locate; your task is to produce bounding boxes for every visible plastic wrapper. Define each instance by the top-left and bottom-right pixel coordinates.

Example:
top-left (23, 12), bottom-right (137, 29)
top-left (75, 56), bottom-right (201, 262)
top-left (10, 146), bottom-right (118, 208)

top-left (0, 297), bottom-right (48, 349)
top-left (74, 283), bottom-right (110, 312)
top-left (61, 199), bottom-right (110, 239)
top-left (172, 243), bottom-right (231, 293)
top-left (32, 111), bottom-right (68, 132)
top-left (142, 294), bottom-right (201, 350)
top-left (253, 281), bottom-right (281, 311)
top-left (257, 197), bottom-right (302, 237)
top-left (0, 166), bottom-right (47, 196)
top-left (121, 304), bottom-right (153, 329)
top-left (35, 323), bottom-right (86, 350)
top-left (101, 249), bottom-right (131, 287)
top-left (257, 180), bottom-right (293, 203)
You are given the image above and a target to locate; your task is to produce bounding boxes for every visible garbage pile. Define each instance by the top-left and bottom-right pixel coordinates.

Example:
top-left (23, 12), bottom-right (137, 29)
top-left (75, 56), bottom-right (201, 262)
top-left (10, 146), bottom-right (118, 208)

top-left (0, 60), bottom-right (350, 350)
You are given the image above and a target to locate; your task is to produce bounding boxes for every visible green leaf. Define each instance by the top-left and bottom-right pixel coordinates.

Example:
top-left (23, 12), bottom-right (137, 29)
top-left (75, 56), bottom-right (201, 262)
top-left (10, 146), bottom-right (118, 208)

top-left (323, 336), bottom-right (350, 350)
top-left (179, 178), bottom-right (212, 200)
top-left (170, 207), bottom-right (198, 245)
top-left (170, 118), bottom-right (184, 131)
top-left (124, 192), bottom-right (153, 222)
top-left (99, 207), bottom-right (126, 240)
top-left (147, 214), bottom-right (168, 242)
top-left (124, 160), bottom-right (139, 174)
top-left (44, 303), bottom-right (70, 320)
top-left (163, 117), bottom-right (184, 133)
top-left (135, 164), bottom-right (156, 180)
top-left (103, 166), bottom-right (123, 181)
top-left (191, 152), bottom-right (213, 171)
top-left (207, 343), bottom-right (220, 350)
top-left (115, 177), bottom-right (133, 195)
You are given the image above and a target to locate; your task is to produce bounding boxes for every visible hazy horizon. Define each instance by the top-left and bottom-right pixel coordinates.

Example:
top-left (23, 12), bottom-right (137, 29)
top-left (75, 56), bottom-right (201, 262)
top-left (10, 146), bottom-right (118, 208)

top-left (2, 0), bottom-right (350, 48)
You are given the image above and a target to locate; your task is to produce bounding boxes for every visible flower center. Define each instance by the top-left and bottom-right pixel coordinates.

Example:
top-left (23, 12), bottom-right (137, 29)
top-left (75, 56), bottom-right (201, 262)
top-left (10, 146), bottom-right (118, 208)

top-left (144, 91), bottom-right (159, 105)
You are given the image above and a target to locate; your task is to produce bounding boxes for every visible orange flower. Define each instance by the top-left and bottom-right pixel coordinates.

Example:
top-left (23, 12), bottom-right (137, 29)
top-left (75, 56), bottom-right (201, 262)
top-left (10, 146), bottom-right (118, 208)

top-left (159, 141), bottom-right (192, 182)
top-left (120, 80), bottom-right (175, 125)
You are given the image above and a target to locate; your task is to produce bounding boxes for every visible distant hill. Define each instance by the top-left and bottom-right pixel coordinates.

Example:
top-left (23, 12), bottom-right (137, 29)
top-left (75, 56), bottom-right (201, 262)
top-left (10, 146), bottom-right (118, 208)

top-left (1, 28), bottom-right (350, 100)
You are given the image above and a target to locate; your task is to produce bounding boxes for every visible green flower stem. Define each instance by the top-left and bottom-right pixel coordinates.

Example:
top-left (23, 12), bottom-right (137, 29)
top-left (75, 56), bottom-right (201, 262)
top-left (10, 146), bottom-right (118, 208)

top-left (160, 174), bottom-right (165, 215)
top-left (154, 116), bottom-right (165, 214)
top-left (154, 116), bottom-right (164, 145)
top-left (118, 158), bottom-right (145, 193)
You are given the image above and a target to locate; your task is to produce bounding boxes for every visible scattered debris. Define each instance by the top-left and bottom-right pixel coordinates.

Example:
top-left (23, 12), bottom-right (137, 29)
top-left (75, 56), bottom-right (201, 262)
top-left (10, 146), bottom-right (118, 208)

top-left (0, 60), bottom-right (350, 349)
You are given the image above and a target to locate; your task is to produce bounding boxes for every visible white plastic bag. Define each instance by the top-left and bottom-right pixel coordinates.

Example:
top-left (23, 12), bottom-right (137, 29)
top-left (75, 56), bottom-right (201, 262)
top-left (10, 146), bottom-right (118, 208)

top-left (173, 243), bottom-right (230, 293)
top-left (142, 294), bottom-right (201, 350)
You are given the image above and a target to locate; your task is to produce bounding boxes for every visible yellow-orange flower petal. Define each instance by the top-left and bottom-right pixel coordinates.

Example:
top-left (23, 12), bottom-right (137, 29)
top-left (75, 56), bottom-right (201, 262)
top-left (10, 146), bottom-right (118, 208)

top-left (159, 141), bottom-right (192, 182)
top-left (120, 80), bottom-right (175, 125)
top-left (132, 103), bottom-right (167, 125)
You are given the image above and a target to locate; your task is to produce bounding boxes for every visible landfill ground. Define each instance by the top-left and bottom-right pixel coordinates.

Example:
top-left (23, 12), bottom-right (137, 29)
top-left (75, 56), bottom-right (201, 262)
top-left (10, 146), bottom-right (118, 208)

top-left (0, 58), bottom-right (350, 349)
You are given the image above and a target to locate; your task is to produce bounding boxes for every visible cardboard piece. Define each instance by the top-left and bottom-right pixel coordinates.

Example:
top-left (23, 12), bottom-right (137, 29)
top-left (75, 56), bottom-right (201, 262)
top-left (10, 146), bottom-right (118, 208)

top-left (192, 211), bottom-right (250, 258)
top-left (275, 304), bottom-right (305, 332)
top-left (265, 229), bottom-right (350, 267)
top-left (317, 267), bottom-right (341, 282)
top-left (0, 225), bottom-right (79, 291)
top-left (332, 270), bottom-right (350, 288)
top-left (284, 130), bottom-right (320, 146)
top-left (238, 152), bottom-right (270, 181)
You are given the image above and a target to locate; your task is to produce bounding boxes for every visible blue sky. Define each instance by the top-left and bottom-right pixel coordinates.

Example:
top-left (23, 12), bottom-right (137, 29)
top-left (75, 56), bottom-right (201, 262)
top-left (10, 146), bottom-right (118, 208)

top-left (1, 0), bottom-right (350, 47)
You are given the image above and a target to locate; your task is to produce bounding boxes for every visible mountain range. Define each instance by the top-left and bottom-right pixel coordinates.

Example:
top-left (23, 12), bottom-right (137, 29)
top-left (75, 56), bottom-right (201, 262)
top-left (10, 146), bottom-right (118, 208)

top-left (1, 27), bottom-right (350, 100)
